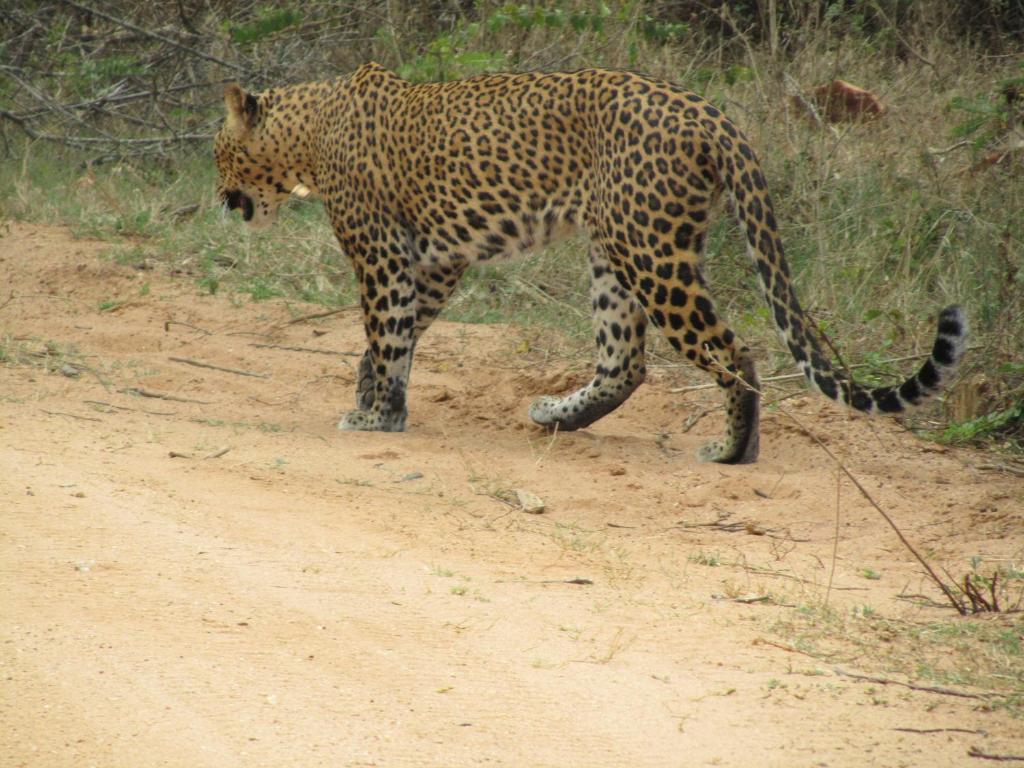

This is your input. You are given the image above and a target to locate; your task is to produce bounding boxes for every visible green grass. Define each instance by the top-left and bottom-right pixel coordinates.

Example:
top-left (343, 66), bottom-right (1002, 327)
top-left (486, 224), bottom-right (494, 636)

top-left (688, 550), bottom-right (723, 567)
top-left (0, 335), bottom-right (87, 376)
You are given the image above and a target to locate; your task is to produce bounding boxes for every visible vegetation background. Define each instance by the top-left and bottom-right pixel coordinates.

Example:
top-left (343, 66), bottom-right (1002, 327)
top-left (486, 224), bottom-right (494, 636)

top-left (1, 0), bottom-right (1022, 450)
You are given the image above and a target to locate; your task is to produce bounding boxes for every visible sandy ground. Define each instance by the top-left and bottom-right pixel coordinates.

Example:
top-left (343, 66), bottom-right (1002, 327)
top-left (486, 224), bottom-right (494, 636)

top-left (2, 222), bottom-right (1022, 767)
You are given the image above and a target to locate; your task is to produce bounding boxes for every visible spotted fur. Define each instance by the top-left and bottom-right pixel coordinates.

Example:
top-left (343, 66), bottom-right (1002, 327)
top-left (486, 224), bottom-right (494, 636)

top-left (214, 63), bottom-right (968, 463)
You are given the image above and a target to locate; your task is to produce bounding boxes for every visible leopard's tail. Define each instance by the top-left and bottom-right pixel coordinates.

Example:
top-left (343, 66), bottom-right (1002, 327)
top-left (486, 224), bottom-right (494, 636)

top-left (715, 119), bottom-right (968, 415)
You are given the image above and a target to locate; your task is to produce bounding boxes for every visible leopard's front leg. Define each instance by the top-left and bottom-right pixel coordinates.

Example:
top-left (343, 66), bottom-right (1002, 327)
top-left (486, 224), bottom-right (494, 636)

top-left (352, 259), bottom-right (467, 414)
top-left (338, 247), bottom-right (418, 433)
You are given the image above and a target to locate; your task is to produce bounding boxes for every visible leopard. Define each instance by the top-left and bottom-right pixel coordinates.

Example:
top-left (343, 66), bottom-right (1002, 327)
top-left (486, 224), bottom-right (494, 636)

top-left (214, 62), bottom-right (967, 463)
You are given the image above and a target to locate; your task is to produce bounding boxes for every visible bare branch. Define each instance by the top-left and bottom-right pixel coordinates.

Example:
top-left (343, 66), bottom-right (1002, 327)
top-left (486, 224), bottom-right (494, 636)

top-left (53, 0), bottom-right (248, 74)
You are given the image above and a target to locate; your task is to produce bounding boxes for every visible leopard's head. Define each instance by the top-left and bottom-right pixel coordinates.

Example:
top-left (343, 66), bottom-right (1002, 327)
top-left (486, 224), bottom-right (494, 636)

top-left (214, 85), bottom-right (310, 230)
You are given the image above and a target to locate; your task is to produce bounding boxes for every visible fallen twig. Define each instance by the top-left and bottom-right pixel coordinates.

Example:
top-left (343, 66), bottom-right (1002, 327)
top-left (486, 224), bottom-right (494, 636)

top-left (976, 462), bottom-right (1024, 478)
top-left (677, 515), bottom-right (809, 543)
top-left (513, 277), bottom-right (587, 317)
top-left (167, 203), bottom-right (200, 220)
top-left (169, 356), bottom-right (269, 378)
top-left (285, 307), bottom-right (356, 325)
top-left (120, 387), bottom-right (210, 404)
top-left (929, 140), bottom-right (973, 157)
top-left (894, 727), bottom-right (986, 736)
top-left (84, 400), bottom-right (175, 416)
top-left (164, 320), bottom-right (211, 335)
top-left (968, 747), bottom-right (1024, 762)
top-left (753, 637), bottom-right (827, 658)
top-left (250, 342), bottom-right (360, 357)
top-left (41, 409), bottom-right (101, 422)
top-left (833, 667), bottom-right (994, 700)
top-left (784, 72), bottom-right (824, 129)
top-left (709, 349), bottom-right (968, 614)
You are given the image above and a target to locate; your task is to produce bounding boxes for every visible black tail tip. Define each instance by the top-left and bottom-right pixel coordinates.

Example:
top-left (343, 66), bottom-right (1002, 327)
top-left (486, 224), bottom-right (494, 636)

top-left (937, 304), bottom-right (967, 337)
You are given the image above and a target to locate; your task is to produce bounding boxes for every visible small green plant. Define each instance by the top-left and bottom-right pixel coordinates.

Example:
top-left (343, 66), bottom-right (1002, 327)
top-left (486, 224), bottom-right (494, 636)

top-left (688, 550), bottom-right (722, 567)
top-left (395, 21), bottom-right (507, 82)
top-left (229, 8), bottom-right (302, 45)
top-left (859, 567), bottom-right (882, 581)
top-left (486, 3), bottom-right (610, 35)
top-left (551, 521), bottom-right (601, 553)
top-left (941, 398), bottom-right (1024, 448)
top-left (199, 275), bottom-right (220, 295)
top-left (853, 604), bottom-right (877, 619)
top-left (948, 61), bottom-right (1024, 151)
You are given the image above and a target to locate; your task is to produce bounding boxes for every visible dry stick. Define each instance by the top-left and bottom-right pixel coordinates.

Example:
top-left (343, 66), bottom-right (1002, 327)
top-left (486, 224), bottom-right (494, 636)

top-left (976, 462), bottom-right (1024, 478)
top-left (514, 278), bottom-right (588, 317)
top-left (824, 466), bottom-right (842, 607)
top-left (752, 637), bottom-right (826, 659)
top-left (783, 72), bottom-right (824, 130)
top-left (703, 351), bottom-right (965, 615)
top-left (84, 399), bottom-right (174, 416)
top-left (250, 342), bottom-right (360, 357)
top-left (54, 0), bottom-right (248, 74)
top-left (680, 390), bottom-right (804, 432)
top-left (164, 320), bottom-right (211, 335)
top-left (168, 356), bottom-right (269, 379)
top-left (894, 728), bottom-right (987, 736)
top-left (41, 409), bottom-right (101, 422)
top-left (285, 307), bottom-right (355, 325)
top-left (929, 140), bottom-right (973, 157)
top-left (120, 387), bottom-right (210, 404)
top-left (832, 668), bottom-right (992, 700)
top-left (972, 749), bottom-right (1024, 764)
top-left (804, 314), bottom-right (967, 613)
top-left (791, 408), bottom-right (963, 612)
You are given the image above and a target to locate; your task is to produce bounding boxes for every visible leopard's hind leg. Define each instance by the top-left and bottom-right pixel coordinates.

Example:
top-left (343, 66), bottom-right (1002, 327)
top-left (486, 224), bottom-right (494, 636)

top-left (529, 247), bottom-right (648, 431)
top-left (648, 264), bottom-right (760, 463)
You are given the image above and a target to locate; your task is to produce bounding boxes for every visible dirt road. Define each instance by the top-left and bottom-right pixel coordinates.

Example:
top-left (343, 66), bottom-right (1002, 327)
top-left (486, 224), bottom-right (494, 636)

top-left (2, 222), bottom-right (1022, 767)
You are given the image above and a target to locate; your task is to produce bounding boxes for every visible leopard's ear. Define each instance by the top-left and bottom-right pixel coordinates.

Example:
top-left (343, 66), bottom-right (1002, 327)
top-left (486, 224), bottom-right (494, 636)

top-left (224, 84), bottom-right (259, 136)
